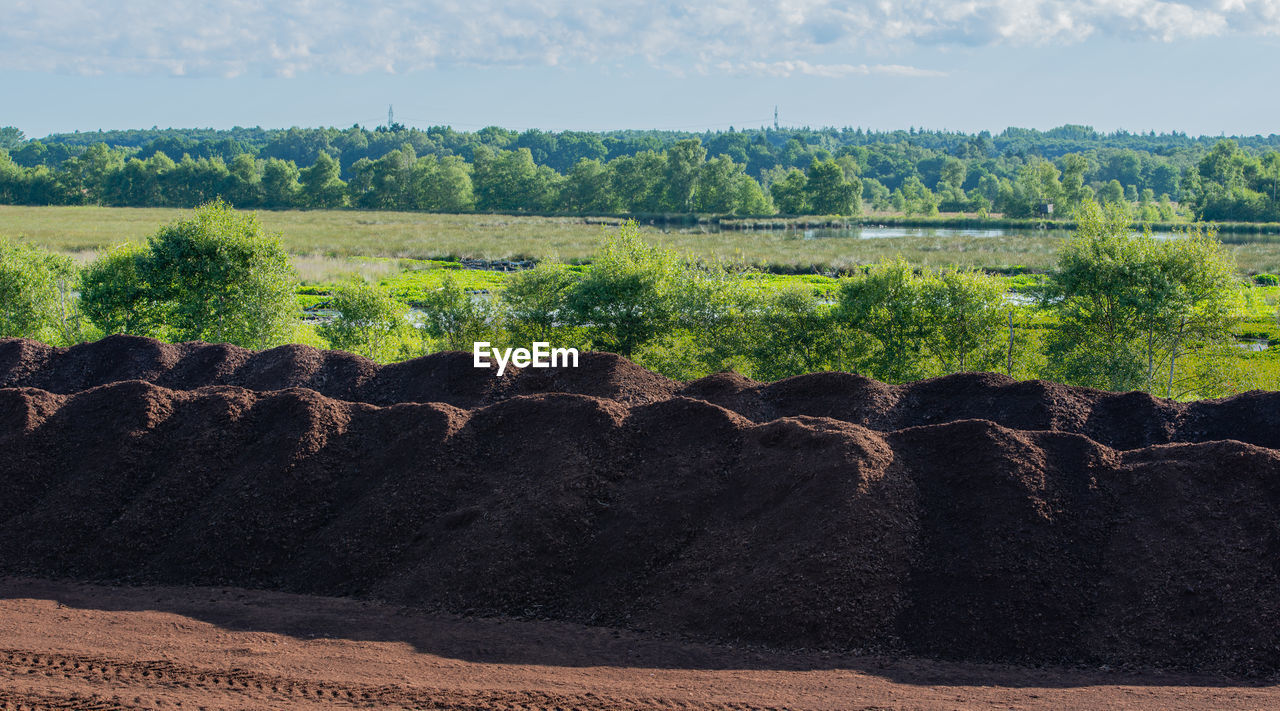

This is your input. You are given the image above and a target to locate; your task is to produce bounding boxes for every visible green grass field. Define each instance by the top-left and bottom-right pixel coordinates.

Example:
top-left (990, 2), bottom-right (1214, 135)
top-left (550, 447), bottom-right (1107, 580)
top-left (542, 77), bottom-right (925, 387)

top-left (12, 204), bottom-right (1280, 274)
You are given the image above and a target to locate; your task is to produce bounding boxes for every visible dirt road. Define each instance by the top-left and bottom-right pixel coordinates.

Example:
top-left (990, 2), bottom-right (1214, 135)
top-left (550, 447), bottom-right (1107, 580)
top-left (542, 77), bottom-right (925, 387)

top-left (1, 577), bottom-right (1275, 710)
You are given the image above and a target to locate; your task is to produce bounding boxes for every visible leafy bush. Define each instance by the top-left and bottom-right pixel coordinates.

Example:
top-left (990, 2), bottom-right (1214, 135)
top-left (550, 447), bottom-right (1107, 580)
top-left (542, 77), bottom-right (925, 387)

top-left (920, 269), bottom-right (1008, 372)
top-left (417, 273), bottom-right (499, 351)
top-left (77, 201), bottom-right (301, 349)
top-left (563, 221), bottom-right (685, 356)
top-left (836, 258), bottom-right (932, 382)
top-left (1045, 203), bottom-right (1241, 395)
top-left (1253, 273), bottom-right (1279, 286)
top-left (79, 242), bottom-right (163, 337)
top-left (501, 259), bottom-right (582, 344)
top-left (0, 237), bottom-right (82, 344)
top-left (318, 280), bottom-right (413, 362)
top-left (142, 200), bottom-right (299, 348)
top-left (744, 285), bottom-right (839, 380)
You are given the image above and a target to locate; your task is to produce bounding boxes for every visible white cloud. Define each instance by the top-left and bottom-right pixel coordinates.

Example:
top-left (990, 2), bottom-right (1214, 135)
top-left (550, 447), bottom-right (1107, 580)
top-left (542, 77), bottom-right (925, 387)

top-left (0, 1), bottom-right (1273, 78)
top-left (719, 60), bottom-right (949, 78)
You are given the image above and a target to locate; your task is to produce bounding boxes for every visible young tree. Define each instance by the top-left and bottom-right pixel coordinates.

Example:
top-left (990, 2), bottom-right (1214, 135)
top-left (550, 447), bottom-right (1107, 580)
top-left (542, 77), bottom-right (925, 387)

top-left (804, 158), bottom-right (859, 215)
top-left (318, 280), bottom-right (413, 362)
top-left (142, 200), bottom-right (299, 349)
top-left (1046, 202), bottom-right (1241, 394)
top-left (733, 173), bottom-right (772, 214)
top-left (417, 273), bottom-right (498, 351)
top-left (747, 285), bottom-right (840, 380)
top-left (1184, 139), bottom-right (1266, 221)
top-left (1057, 153), bottom-right (1094, 216)
top-left (0, 238), bottom-right (82, 344)
top-left (79, 242), bottom-right (164, 337)
top-left (934, 156), bottom-right (970, 212)
top-left (299, 152), bottom-right (347, 208)
top-left (607, 151), bottom-right (665, 213)
top-left (564, 221), bottom-right (683, 356)
top-left (261, 158), bottom-right (303, 208)
top-left (665, 260), bottom-right (759, 372)
top-left (501, 259), bottom-right (582, 344)
top-left (896, 176), bottom-right (939, 216)
top-left (937, 156), bottom-right (966, 193)
top-left (223, 153), bottom-right (262, 207)
top-left (920, 269), bottom-right (1007, 372)
top-left (349, 147), bottom-right (414, 210)
top-left (409, 155), bottom-right (476, 212)
top-left (165, 156), bottom-right (232, 207)
top-left (769, 169), bottom-right (809, 215)
top-left (58, 143), bottom-right (124, 205)
top-left (1097, 179), bottom-right (1126, 206)
top-left (836, 258), bottom-right (932, 382)
top-left (561, 159), bottom-right (620, 213)
top-left (1007, 158), bottom-right (1063, 217)
top-left (472, 146), bottom-right (559, 212)
top-left (694, 155), bottom-right (743, 214)
top-left (862, 178), bottom-right (891, 212)
top-left (662, 139), bottom-right (706, 212)
top-left (0, 126), bottom-right (24, 151)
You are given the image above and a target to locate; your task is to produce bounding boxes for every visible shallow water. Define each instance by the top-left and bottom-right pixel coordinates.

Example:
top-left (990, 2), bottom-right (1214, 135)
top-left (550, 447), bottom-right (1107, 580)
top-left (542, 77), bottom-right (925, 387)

top-left (715, 225), bottom-right (1181, 242)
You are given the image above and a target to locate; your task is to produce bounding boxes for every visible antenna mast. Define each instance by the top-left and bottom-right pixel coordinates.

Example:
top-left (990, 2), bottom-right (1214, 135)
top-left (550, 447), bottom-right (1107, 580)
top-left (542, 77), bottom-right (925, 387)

top-left (774, 106), bottom-right (779, 130)
top-left (388, 105), bottom-right (395, 128)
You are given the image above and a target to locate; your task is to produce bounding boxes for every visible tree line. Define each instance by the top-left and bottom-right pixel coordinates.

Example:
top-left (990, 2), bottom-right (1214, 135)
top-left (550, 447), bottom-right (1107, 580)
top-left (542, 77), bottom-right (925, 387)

top-left (3, 122), bottom-right (1280, 220)
top-left (1, 201), bottom-right (1255, 398)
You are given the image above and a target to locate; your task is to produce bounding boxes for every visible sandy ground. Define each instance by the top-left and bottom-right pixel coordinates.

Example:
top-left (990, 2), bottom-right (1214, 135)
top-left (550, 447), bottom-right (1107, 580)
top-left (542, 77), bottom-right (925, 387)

top-left (0, 577), bottom-right (1276, 711)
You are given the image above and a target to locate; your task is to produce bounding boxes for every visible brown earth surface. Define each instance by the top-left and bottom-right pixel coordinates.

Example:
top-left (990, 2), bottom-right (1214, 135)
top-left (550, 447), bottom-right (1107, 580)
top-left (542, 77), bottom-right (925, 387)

top-left (2, 335), bottom-right (1280, 687)
top-left (3, 577), bottom-right (1278, 710)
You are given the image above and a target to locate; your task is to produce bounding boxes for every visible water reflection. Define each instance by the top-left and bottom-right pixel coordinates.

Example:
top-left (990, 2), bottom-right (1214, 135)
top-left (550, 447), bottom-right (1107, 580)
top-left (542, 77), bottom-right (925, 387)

top-left (766, 226), bottom-right (1177, 241)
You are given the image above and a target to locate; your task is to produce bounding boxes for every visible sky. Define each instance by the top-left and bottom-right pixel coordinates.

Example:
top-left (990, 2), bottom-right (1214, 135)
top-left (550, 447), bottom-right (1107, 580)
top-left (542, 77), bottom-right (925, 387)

top-left (2, 0), bottom-right (1279, 139)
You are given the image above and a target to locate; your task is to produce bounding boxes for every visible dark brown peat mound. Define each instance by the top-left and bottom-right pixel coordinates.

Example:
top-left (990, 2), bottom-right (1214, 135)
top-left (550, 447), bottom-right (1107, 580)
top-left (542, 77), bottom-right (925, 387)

top-left (3, 335), bottom-right (1279, 676)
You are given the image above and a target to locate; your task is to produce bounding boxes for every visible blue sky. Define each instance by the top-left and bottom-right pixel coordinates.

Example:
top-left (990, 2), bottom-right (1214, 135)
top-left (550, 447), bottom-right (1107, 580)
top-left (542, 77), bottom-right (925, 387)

top-left (3, 0), bottom-right (1279, 138)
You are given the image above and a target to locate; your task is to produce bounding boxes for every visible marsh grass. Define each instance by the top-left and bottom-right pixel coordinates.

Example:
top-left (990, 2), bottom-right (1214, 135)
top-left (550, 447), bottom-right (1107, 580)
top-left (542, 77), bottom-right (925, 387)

top-left (8, 204), bottom-right (1280, 275)
top-left (292, 255), bottom-right (398, 284)
top-left (0, 205), bottom-right (1072, 271)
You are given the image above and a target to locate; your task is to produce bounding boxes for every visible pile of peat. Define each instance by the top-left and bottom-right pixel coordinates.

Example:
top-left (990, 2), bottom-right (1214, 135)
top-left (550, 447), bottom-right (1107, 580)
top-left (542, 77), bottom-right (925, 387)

top-left (2, 335), bottom-right (1279, 675)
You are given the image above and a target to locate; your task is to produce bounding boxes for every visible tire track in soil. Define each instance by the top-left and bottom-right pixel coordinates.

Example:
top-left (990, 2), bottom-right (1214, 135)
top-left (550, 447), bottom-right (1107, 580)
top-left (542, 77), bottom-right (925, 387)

top-left (0, 649), bottom-right (774, 710)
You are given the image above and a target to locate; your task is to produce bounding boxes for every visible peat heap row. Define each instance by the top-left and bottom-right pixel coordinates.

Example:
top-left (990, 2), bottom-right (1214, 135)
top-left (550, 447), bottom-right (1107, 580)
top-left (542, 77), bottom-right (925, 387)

top-left (5, 334), bottom-right (1278, 450)
top-left (2, 336), bottom-right (1279, 675)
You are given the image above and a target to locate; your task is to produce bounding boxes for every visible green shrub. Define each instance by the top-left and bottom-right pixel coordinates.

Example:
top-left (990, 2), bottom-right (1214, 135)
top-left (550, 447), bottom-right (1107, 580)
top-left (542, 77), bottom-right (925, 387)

top-left (1253, 273), bottom-right (1279, 286)
top-left (563, 221), bottom-right (685, 356)
top-left (920, 269), bottom-right (1008, 373)
top-left (745, 285), bottom-right (839, 380)
top-left (0, 237), bottom-right (82, 344)
top-left (80, 242), bottom-right (163, 337)
top-left (417, 273), bottom-right (500, 351)
top-left (318, 280), bottom-right (413, 362)
top-left (501, 259), bottom-right (582, 344)
top-left (141, 200), bottom-right (299, 349)
top-left (1045, 204), bottom-right (1240, 395)
top-left (835, 258), bottom-right (932, 382)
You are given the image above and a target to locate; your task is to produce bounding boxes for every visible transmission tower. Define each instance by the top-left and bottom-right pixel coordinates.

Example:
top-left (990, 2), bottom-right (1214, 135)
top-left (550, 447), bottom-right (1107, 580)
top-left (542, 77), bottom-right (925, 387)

top-left (774, 106), bottom-right (779, 130)
top-left (388, 105), bottom-right (395, 128)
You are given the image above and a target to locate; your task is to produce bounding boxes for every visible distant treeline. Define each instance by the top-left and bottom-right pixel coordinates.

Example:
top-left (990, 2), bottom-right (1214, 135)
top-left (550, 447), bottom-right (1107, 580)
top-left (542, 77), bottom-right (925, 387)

top-left (2, 123), bottom-right (1279, 221)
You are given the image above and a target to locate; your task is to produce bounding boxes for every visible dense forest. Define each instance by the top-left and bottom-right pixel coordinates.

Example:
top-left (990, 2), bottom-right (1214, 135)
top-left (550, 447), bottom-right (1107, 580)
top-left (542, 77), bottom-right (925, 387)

top-left (2, 123), bottom-right (1280, 221)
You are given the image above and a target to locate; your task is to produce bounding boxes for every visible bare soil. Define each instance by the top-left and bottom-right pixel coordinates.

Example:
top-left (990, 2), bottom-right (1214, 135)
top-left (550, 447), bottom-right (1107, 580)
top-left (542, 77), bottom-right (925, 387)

top-left (2, 577), bottom-right (1277, 710)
